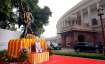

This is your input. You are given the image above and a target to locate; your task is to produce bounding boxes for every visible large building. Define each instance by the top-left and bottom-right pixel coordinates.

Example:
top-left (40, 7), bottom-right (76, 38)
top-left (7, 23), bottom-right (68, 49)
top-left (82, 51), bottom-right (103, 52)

top-left (56, 0), bottom-right (105, 48)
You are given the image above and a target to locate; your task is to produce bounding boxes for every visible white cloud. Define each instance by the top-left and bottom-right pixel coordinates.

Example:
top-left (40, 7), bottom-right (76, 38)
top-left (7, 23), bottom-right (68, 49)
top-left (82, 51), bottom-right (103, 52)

top-left (38, 0), bottom-right (82, 38)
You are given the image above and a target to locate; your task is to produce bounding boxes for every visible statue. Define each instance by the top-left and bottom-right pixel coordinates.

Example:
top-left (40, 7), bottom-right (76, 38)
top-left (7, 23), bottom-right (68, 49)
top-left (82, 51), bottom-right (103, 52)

top-left (20, 7), bottom-right (34, 38)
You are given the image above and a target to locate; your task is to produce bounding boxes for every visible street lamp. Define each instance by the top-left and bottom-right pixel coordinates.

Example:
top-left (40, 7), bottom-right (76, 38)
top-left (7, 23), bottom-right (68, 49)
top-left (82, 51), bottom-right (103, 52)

top-left (97, 6), bottom-right (105, 54)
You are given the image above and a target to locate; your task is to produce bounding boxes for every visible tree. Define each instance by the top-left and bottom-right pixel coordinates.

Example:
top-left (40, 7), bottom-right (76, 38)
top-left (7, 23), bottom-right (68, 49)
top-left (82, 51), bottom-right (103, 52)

top-left (0, 0), bottom-right (11, 29)
top-left (13, 0), bottom-right (52, 36)
top-left (0, 0), bottom-right (51, 36)
top-left (0, 0), bottom-right (18, 30)
top-left (31, 6), bottom-right (52, 35)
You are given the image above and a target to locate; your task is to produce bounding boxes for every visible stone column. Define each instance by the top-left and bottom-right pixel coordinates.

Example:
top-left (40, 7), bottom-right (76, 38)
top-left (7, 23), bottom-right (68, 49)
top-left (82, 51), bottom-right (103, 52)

top-left (80, 11), bottom-right (83, 25)
top-left (87, 7), bottom-right (91, 26)
top-left (97, 3), bottom-right (101, 26)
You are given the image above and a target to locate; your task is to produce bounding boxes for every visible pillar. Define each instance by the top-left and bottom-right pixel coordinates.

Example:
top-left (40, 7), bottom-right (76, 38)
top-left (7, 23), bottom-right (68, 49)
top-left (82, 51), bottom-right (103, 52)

top-left (87, 7), bottom-right (91, 26)
top-left (80, 10), bottom-right (84, 25)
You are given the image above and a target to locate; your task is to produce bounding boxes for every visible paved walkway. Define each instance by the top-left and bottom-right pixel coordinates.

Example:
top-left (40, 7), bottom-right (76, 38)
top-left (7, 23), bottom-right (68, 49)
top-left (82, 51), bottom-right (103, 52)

top-left (52, 48), bottom-right (75, 53)
top-left (43, 55), bottom-right (105, 64)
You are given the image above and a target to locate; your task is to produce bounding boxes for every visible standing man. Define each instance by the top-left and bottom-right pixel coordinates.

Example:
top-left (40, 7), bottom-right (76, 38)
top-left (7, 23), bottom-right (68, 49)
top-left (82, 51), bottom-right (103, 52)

top-left (35, 39), bottom-right (42, 53)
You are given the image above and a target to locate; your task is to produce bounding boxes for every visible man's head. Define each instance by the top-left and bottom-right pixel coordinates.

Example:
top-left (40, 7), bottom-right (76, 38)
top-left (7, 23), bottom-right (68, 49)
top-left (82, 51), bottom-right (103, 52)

top-left (36, 37), bottom-right (40, 42)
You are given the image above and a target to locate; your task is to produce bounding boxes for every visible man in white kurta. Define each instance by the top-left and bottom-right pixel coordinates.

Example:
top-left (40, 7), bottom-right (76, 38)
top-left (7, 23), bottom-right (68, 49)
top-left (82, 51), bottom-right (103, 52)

top-left (35, 40), bottom-right (42, 53)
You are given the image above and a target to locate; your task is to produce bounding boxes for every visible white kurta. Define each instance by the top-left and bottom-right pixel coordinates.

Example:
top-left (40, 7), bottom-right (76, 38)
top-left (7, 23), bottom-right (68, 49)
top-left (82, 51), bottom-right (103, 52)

top-left (35, 41), bottom-right (42, 53)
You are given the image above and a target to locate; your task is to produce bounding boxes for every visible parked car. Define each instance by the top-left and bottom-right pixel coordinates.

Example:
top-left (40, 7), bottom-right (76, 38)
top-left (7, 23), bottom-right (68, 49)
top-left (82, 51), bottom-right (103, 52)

top-left (49, 43), bottom-right (62, 50)
top-left (74, 42), bottom-right (98, 52)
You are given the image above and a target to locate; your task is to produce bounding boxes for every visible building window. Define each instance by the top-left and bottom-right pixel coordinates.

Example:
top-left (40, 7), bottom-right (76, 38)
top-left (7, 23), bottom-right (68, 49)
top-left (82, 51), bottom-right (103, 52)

top-left (91, 18), bottom-right (98, 25)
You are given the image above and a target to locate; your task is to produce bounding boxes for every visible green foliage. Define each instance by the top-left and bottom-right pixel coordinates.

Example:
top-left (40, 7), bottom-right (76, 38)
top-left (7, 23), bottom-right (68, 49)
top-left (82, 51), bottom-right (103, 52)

top-left (0, 49), bottom-right (28, 62)
top-left (0, 0), bottom-right (18, 30)
top-left (28, 0), bottom-right (51, 35)
top-left (18, 48), bottom-right (28, 62)
top-left (0, 50), bottom-right (7, 57)
top-left (0, 50), bottom-right (9, 62)
top-left (18, 53), bottom-right (28, 62)
top-left (0, 0), bottom-right (11, 21)
top-left (0, 0), bottom-right (13, 29)
top-left (0, 56), bottom-right (18, 62)
top-left (0, 0), bottom-right (52, 35)
top-left (53, 52), bottom-right (105, 60)
top-left (0, 56), bottom-right (9, 62)
top-left (24, 0), bottom-right (52, 36)
top-left (13, 0), bottom-right (52, 36)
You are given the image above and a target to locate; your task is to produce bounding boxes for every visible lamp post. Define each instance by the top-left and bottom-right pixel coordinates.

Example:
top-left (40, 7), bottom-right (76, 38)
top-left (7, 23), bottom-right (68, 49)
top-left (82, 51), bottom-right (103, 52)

top-left (97, 6), bottom-right (105, 54)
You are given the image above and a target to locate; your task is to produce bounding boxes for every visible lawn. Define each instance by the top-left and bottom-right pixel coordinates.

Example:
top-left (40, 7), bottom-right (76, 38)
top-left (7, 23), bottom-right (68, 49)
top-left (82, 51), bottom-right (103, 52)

top-left (51, 50), bottom-right (105, 60)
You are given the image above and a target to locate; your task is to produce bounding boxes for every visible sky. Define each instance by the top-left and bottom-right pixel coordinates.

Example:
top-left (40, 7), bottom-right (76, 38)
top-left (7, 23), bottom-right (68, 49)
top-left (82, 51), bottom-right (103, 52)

top-left (38, 0), bottom-right (82, 38)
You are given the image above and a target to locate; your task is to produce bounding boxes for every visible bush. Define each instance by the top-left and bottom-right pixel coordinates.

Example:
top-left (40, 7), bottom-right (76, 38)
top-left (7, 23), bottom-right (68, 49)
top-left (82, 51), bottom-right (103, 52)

top-left (18, 53), bottom-right (28, 62)
top-left (0, 56), bottom-right (9, 62)
top-left (18, 48), bottom-right (28, 62)
top-left (53, 52), bottom-right (105, 60)
top-left (0, 50), bottom-right (7, 56)
top-left (0, 49), bottom-right (28, 62)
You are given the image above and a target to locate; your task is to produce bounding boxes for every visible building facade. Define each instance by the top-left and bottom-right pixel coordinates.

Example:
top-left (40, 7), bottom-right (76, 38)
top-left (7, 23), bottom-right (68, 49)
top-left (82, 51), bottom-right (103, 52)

top-left (56, 0), bottom-right (105, 48)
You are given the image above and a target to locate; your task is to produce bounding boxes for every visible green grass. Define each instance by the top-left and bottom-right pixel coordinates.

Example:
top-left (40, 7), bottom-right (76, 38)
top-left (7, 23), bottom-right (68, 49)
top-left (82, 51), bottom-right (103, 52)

top-left (52, 51), bottom-right (105, 60)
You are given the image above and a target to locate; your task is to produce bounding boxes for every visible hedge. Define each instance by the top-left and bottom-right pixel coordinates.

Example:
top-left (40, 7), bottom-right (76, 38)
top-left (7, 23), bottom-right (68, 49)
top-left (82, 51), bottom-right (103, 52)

top-left (53, 52), bottom-right (105, 60)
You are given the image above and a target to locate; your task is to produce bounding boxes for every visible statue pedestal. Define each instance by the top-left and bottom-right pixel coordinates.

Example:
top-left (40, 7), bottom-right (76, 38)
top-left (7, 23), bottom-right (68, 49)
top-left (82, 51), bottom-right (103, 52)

top-left (7, 38), bottom-right (49, 63)
top-left (28, 52), bottom-right (49, 64)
